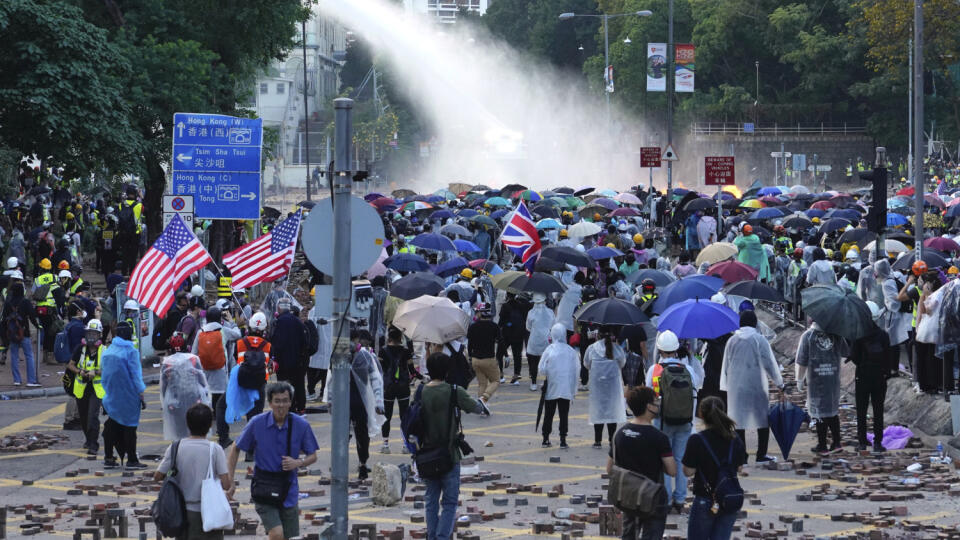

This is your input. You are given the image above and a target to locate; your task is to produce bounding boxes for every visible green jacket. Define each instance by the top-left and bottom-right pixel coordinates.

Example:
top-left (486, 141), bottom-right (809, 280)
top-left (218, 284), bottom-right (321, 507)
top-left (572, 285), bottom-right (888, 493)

top-left (421, 382), bottom-right (483, 464)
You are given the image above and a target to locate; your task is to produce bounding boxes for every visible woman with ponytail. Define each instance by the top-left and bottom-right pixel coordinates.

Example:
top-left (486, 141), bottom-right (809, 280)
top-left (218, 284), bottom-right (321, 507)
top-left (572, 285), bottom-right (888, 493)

top-left (681, 397), bottom-right (747, 539)
top-left (583, 325), bottom-right (626, 448)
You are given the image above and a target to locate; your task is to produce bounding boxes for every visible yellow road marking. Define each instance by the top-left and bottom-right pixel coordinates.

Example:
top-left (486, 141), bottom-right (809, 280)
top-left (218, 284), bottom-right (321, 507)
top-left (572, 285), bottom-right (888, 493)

top-left (0, 403), bottom-right (65, 437)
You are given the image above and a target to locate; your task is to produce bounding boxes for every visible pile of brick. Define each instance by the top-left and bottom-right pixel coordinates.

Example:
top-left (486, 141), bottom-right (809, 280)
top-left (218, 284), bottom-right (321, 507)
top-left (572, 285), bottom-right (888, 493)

top-left (0, 432), bottom-right (69, 453)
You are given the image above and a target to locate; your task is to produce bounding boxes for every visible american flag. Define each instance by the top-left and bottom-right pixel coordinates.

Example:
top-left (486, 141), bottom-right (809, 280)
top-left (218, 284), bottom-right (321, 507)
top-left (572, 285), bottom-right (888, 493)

top-left (501, 200), bottom-right (542, 274)
top-left (126, 214), bottom-right (212, 317)
top-left (223, 209), bottom-right (302, 289)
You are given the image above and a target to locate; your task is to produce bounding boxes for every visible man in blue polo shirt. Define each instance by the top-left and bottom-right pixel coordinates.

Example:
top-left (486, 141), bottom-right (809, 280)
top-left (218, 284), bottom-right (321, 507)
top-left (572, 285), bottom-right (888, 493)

top-left (227, 381), bottom-right (318, 540)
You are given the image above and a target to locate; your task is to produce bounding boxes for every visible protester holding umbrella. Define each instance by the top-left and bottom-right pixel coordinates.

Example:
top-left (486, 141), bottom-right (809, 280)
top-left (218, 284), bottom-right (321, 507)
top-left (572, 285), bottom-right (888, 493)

top-left (796, 319), bottom-right (850, 455)
top-left (720, 311), bottom-right (784, 463)
top-left (584, 326), bottom-right (627, 448)
top-left (850, 302), bottom-right (891, 452)
top-left (682, 396), bottom-right (747, 539)
top-left (537, 324), bottom-right (579, 449)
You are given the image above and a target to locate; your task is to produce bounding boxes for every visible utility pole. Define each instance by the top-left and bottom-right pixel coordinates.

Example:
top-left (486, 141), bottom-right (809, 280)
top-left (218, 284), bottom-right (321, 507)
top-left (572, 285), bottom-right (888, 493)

top-left (665, 0), bottom-right (674, 249)
top-left (603, 14), bottom-right (610, 128)
top-left (328, 97), bottom-right (354, 538)
top-left (302, 16), bottom-right (312, 202)
top-left (908, 39), bottom-right (913, 187)
top-left (913, 0), bottom-right (924, 258)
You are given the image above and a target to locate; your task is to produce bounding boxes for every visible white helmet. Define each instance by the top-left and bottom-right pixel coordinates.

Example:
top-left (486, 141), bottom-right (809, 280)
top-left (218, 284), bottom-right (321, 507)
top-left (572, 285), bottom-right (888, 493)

top-left (123, 299), bottom-right (140, 311)
top-left (710, 292), bottom-right (726, 304)
top-left (215, 298), bottom-right (232, 311)
top-left (6, 257), bottom-right (17, 269)
top-left (85, 319), bottom-right (103, 333)
top-left (249, 312), bottom-right (268, 331)
top-left (656, 330), bottom-right (680, 352)
top-left (58, 270), bottom-right (72, 279)
top-left (190, 285), bottom-right (204, 298)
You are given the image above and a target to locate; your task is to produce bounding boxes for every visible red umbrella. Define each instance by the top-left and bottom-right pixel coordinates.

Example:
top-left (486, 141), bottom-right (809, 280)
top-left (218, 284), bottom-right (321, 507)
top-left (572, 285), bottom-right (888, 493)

top-left (706, 260), bottom-right (760, 284)
top-left (897, 186), bottom-right (915, 196)
top-left (924, 237), bottom-right (960, 252)
top-left (468, 259), bottom-right (500, 273)
top-left (759, 196), bottom-right (785, 206)
top-left (371, 196), bottom-right (397, 208)
top-left (811, 200), bottom-right (835, 211)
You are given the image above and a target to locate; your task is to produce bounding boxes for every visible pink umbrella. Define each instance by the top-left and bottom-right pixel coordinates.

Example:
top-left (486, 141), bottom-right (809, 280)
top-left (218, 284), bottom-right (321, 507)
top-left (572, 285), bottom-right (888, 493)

top-left (811, 200), bottom-right (835, 211)
top-left (614, 193), bottom-right (643, 205)
top-left (924, 237), bottom-right (960, 252)
top-left (366, 248), bottom-right (389, 278)
top-left (609, 207), bottom-right (640, 217)
top-left (759, 196), bottom-right (785, 206)
top-left (924, 194), bottom-right (945, 209)
top-left (706, 260), bottom-right (759, 284)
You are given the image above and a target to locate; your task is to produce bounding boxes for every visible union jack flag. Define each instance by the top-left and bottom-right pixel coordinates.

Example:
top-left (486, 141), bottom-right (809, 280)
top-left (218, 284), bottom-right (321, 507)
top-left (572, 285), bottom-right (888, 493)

top-left (501, 200), bottom-right (542, 274)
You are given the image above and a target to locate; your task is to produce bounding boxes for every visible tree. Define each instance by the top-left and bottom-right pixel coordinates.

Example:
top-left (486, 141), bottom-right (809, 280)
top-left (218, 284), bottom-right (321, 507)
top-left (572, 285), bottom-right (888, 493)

top-left (483, 0), bottom-right (601, 71)
top-left (0, 0), bottom-right (140, 177)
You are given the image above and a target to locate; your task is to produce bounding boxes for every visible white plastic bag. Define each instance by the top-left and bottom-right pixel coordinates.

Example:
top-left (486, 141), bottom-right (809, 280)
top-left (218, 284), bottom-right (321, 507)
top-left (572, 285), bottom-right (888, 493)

top-left (201, 443), bottom-right (233, 532)
top-left (916, 288), bottom-right (944, 344)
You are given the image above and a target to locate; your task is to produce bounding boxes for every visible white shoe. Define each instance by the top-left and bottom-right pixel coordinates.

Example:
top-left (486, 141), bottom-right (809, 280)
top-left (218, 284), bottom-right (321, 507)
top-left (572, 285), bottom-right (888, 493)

top-left (306, 392), bottom-right (318, 401)
top-left (499, 377), bottom-right (505, 383)
top-left (578, 384), bottom-right (589, 391)
top-left (530, 383), bottom-right (538, 391)
top-left (26, 383), bottom-right (41, 388)
top-left (380, 443), bottom-right (391, 454)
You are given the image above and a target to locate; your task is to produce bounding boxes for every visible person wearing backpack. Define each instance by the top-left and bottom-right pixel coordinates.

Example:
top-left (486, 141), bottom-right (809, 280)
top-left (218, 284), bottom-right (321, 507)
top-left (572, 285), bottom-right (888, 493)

top-left (2, 281), bottom-right (40, 387)
top-left (60, 302), bottom-right (87, 430)
top-left (379, 327), bottom-right (418, 454)
top-left (117, 186), bottom-right (143, 275)
top-left (192, 306), bottom-right (242, 448)
top-left (682, 396), bottom-right (748, 540)
top-left (608, 386), bottom-right (676, 540)
top-left (236, 312), bottom-right (271, 429)
top-left (645, 330), bottom-right (703, 513)
top-left (419, 352), bottom-right (489, 539)
top-left (154, 403), bottom-right (233, 540)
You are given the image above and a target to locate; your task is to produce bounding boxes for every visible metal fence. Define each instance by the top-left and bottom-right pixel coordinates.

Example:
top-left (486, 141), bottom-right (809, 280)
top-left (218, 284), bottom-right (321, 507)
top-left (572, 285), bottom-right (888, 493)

top-left (691, 122), bottom-right (869, 136)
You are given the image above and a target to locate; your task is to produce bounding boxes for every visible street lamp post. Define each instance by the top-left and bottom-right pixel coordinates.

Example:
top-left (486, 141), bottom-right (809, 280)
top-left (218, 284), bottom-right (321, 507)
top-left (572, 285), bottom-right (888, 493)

top-left (754, 61), bottom-right (759, 125)
top-left (559, 10), bottom-right (653, 131)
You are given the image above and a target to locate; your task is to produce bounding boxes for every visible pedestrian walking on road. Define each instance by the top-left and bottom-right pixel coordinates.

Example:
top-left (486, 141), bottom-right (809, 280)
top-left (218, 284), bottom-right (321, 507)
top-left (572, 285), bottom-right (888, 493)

top-left (584, 327), bottom-right (626, 448)
top-left (193, 305), bottom-right (242, 447)
top-left (101, 322), bottom-right (147, 469)
top-left (467, 304), bottom-right (500, 406)
top-left (270, 298), bottom-right (308, 413)
top-left (850, 302), bottom-right (891, 452)
top-left (2, 280), bottom-right (40, 387)
top-left (538, 323), bottom-right (579, 449)
top-left (796, 321), bottom-right (850, 455)
top-left (682, 396), bottom-right (747, 540)
top-left (380, 327), bottom-right (418, 454)
top-left (67, 319), bottom-right (106, 456)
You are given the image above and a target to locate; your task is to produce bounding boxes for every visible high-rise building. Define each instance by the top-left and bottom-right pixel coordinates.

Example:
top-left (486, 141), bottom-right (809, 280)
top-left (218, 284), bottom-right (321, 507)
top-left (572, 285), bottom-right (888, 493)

top-left (403, 0), bottom-right (491, 23)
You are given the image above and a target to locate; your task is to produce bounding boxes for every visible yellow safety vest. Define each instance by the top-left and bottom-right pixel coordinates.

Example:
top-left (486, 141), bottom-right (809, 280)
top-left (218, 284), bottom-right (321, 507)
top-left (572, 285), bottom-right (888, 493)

top-left (123, 200), bottom-right (143, 234)
top-left (73, 346), bottom-right (105, 399)
top-left (125, 316), bottom-right (139, 350)
top-left (69, 278), bottom-right (84, 296)
top-left (218, 277), bottom-right (232, 298)
top-left (35, 273), bottom-right (56, 307)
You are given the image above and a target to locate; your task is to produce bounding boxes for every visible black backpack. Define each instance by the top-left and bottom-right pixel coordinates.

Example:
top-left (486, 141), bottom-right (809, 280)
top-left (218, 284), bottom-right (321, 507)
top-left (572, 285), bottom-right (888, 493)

top-left (444, 343), bottom-right (474, 389)
top-left (238, 337), bottom-right (267, 389)
top-left (151, 440), bottom-right (188, 537)
top-left (304, 319), bottom-right (320, 357)
top-left (118, 203), bottom-right (137, 238)
top-left (701, 435), bottom-right (745, 513)
top-left (4, 299), bottom-right (25, 343)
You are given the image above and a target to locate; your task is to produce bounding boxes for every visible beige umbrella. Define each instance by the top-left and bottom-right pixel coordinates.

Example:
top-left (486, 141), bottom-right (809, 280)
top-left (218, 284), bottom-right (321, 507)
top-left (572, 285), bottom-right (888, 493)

top-left (695, 242), bottom-right (739, 266)
top-left (863, 239), bottom-right (909, 253)
top-left (567, 221), bottom-right (602, 238)
top-left (393, 296), bottom-right (470, 344)
top-left (448, 182), bottom-right (472, 195)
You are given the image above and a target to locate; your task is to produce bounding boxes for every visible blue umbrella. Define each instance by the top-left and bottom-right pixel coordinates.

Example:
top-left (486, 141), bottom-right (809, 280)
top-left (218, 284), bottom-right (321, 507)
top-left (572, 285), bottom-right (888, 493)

top-left (757, 186), bottom-right (783, 196)
top-left (804, 208), bottom-right (826, 219)
top-left (748, 207), bottom-right (786, 220)
top-left (453, 239), bottom-right (481, 252)
top-left (653, 277), bottom-right (723, 314)
top-left (680, 274), bottom-right (725, 289)
top-left (888, 213), bottom-right (910, 225)
top-left (423, 195), bottom-right (444, 203)
top-left (768, 400), bottom-right (809, 460)
top-left (434, 256), bottom-right (471, 278)
top-left (536, 218), bottom-right (563, 230)
top-left (657, 298), bottom-right (739, 339)
top-left (624, 268), bottom-right (676, 287)
top-left (430, 209), bottom-right (454, 221)
top-left (831, 209), bottom-right (862, 221)
top-left (819, 217), bottom-right (851, 234)
top-left (384, 253), bottom-right (430, 272)
top-left (490, 209), bottom-right (510, 220)
top-left (587, 246), bottom-right (624, 260)
top-left (457, 208), bottom-right (479, 218)
top-left (411, 233), bottom-right (458, 252)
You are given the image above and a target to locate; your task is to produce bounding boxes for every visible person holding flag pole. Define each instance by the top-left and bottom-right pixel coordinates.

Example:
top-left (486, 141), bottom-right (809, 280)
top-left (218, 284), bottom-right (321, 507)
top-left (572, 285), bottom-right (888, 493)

top-left (500, 200), bottom-right (542, 274)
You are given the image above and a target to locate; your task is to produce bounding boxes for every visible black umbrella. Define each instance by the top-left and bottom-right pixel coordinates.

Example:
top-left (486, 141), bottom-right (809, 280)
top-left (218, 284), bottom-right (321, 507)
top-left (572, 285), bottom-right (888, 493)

top-left (891, 249), bottom-right (949, 271)
top-left (531, 205), bottom-right (560, 219)
top-left (297, 200), bottom-right (317, 209)
top-left (554, 187), bottom-right (574, 194)
top-left (887, 232), bottom-right (915, 244)
top-left (261, 206), bottom-right (281, 219)
top-left (624, 268), bottom-right (676, 287)
top-left (819, 217), bottom-right (851, 235)
top-left (574, 298), bottom-right (649, 326)
top-left (782, 216), bottom-right (813, 229)
top-left (534, 257), bottom-right (568, 272)
top-left (801, 285), bottom-right (874, 340)
top-left (838, 228), bottom-right (875, 247)
top-left (574, 186), bottom-right (595, 197)
top-left (541, 246), bottom-right (594, 267)
top-left (535, 381), bottom-right (548, 432)
top-left (724, 280), bottom-right (786, 303)
top-left (390, 272), bottom-right (445, 300)
top-left (684, 198), bottom-right (717, 212)
top-left (503, 272), bottom-right (566, 294)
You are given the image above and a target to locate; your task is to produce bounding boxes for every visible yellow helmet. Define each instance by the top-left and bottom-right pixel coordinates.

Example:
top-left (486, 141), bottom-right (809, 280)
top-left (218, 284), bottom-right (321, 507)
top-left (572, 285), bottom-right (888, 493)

top-left (559, 229), bottom-right (568, 238)
top-left (606, 243), bottom-right (616, 249)
top-left (825, 249), bottom-right (834, 258)
top-left (949, 266), bottom-right (959, 275)
top-left (39, 258), bottom-right (51, 270)
top-left (310, 286), bottom-right (316, 297)
top-left (65, 212), bottom-right (74, 220)
top-left (811, 217), bottom-right (821, 224)
top-left (460, 268), bottom-right (474, 279)
top-left (633, 233), bottom-right (644, 244)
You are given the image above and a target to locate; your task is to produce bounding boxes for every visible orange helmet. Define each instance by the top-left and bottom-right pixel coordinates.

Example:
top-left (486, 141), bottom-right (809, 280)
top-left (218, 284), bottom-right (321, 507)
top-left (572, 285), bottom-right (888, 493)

top-left (912, 260), bottom-right (928, 276)
top-left (593, 213), bottom-right (602, 221)
top-left (57, 260), bottom-right (70, 270)
top-left (742, 224), bottom-right (753, 235)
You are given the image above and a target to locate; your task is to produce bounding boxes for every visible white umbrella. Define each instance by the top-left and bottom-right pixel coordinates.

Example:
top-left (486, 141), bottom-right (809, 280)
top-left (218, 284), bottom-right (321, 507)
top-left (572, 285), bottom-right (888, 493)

top-left (789, 185), bottom-right (811, 194)
top-left (863, 239), bottom-right (909, 253)
top-left (393, 296), bottom-right (470, 344)
top-left (568, 221), bottom-right (602, 238)
top-left (614, 193), bottom-right (643, 205)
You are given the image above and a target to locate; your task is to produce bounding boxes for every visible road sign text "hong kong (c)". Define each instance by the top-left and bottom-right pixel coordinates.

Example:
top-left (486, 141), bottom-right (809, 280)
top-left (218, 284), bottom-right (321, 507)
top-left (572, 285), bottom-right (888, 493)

top-left (640, 147), bottom-right (662, 168)
top-left (171, 113), bottom-right (262, 220)
top-left (704, 156), bottom-right (736, 186)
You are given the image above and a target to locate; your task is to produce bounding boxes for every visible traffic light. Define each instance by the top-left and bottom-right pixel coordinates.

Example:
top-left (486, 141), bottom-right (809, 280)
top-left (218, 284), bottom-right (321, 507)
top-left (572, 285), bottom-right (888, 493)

top-left (860, 166), bottom-right (887, 234)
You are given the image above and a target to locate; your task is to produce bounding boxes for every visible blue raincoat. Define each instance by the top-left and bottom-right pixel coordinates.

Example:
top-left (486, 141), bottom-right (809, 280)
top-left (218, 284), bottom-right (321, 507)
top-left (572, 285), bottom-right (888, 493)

top-left (100, 337), bottom-right (146, 427)
top-left (225, 366), bottom-right (260, 423)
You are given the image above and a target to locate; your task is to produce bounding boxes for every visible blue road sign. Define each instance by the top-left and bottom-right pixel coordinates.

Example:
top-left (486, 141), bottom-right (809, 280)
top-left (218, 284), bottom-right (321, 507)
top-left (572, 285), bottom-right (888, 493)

top-left (171, 113), bottom-right (262, 220)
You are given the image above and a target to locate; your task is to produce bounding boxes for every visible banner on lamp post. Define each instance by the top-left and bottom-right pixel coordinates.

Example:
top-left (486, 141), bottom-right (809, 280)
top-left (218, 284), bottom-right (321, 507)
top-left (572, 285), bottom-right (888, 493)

top-left (675, 44), bottom-right (695, 93)
top-left (646, 43), bottom-right (666, 92)
top-left (604, 65), bottom-right (614, 93)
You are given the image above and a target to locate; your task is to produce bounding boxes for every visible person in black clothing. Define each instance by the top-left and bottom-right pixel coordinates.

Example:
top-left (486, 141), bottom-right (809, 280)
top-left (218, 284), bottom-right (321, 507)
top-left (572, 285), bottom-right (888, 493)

top-left (699, 329), bottom-right (733, 406)
top-left (682, 396), bottom-right (747, 539)
top-left (497, 293), bottom-right (531, 384)
top-left (851, 301), bottom-right (892, 452)
top-left (379, 327), bottom-right (418, 454)
top-left (105, 261), bottom-right (125, 295)
top-left (608, 386), bottom-right (676, 539)
top-left (468, 304), bottom-right (501, 405)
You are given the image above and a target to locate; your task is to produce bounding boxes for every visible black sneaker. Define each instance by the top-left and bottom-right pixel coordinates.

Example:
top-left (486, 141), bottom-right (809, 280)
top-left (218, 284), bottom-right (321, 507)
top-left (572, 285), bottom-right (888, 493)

top-left (811, 445), bottom-right (829, 456)
top-left (592, 442), bottom-right (602, 449)
top-left (125, 461), bottom-right (147, 470)
top-left (63, 420), bottom-right (82, 431)
top-left (755, 455), bottom-right (777, 464)
top-left (873, 443), bottom-right (887, 453)
top-left (559, 439), bottom-right (569, 449)
top-left (856, 443), bottom-right (869, 452)
top-left (103, 459), bottom-right (119, 470)
top-left (829, 444), bottom-right (843, 454)
top-left (358, 465), bottom-right (370, 480)
top-left (541, 440), bottom-right (551, 448)
top-left (86, 448), bottom-right (97, 456)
